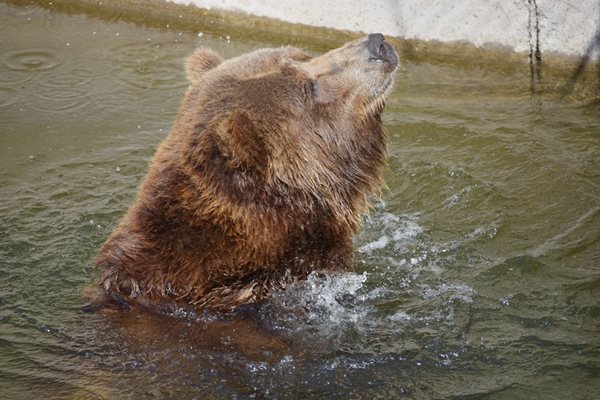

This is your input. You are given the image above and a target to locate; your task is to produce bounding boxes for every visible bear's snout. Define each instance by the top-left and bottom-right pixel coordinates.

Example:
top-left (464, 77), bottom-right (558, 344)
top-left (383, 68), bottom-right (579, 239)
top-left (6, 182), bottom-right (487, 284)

top-left (366, 33), bottom-right (398, 66)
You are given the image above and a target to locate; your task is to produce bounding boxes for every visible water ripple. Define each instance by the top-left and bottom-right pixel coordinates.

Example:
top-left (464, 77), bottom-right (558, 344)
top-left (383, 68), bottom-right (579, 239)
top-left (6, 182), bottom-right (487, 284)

top-left (0, 86), bottom-right (18, 108)
top-left (2, 49), bottom-right (62, 72)
top-left (116, 56), bottom-right (187, 90)
top-left (0, 70), bottom-right (32, 86)
top-left (42, 72), bottom-right (93, 88)
top-left (107, 43), bottom-right (187, 90)
top-left (108, 42), bottom-right (163, 67)
top-left (32, 86), bottom-right (90, 113)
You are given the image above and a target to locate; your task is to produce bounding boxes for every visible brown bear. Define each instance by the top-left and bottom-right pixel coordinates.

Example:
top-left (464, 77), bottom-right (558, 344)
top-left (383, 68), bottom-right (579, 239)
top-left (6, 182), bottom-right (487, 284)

top-left (94, 33), bottom-right (399, 312)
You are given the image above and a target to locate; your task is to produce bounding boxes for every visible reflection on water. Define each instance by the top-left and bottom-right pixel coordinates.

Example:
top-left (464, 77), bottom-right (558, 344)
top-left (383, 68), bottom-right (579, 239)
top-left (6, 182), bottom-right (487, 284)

top-left (1, 3), bottom-right (599, 399)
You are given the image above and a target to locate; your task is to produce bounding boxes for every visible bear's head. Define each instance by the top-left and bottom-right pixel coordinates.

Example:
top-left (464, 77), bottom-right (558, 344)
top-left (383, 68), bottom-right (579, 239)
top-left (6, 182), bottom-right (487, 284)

top-left (178, 34), bottom-right (399, 236)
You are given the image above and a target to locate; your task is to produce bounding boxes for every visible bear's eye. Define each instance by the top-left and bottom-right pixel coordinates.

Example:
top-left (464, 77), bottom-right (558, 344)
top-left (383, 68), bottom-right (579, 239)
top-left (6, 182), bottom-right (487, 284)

top-left (303, 79), bottom-right (318, 100)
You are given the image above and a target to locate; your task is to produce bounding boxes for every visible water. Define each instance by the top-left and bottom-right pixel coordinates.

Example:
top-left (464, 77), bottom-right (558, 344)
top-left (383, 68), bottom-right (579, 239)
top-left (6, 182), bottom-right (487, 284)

top-left (1, 3), bottom-right (599, 399)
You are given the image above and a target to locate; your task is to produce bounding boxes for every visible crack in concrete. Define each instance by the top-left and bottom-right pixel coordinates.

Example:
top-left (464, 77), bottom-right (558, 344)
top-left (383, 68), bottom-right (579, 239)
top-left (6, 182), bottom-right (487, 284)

top-left (527, 0), bottom-right (543, 95)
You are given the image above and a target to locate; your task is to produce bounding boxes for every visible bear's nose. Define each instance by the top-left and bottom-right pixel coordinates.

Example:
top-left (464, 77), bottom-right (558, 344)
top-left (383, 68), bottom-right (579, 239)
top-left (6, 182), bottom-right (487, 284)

top-left (367, 33), bottom-right (385, 56)
top-left (366, 33), bottom-right (397, 66)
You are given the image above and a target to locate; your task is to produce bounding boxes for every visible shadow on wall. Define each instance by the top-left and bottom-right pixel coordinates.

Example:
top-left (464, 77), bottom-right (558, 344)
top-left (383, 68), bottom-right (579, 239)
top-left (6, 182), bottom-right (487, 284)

top-left (558, 7), bottom-right (600, 103)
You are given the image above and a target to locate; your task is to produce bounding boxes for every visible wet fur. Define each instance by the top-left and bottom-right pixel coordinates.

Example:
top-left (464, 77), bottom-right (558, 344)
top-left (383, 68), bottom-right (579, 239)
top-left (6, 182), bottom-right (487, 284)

top-left (95, 38), bottom-right (398, 312)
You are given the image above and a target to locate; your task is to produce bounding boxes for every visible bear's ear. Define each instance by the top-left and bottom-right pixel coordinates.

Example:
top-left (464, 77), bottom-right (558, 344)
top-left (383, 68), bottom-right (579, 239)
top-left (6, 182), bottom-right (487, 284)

top-left (185, 48), bottom-right (223, 84)
top-left (305, 76), bottom-right (345, 104)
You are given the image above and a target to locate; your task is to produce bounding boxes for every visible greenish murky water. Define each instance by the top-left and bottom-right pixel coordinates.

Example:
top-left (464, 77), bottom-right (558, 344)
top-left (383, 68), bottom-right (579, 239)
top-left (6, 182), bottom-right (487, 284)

top-left (1, 3), bottom-right (599, 399)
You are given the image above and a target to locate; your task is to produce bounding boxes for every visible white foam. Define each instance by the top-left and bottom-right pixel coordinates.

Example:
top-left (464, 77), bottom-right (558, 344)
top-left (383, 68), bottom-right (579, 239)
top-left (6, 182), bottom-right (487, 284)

top-left (392, 218), bottom-right (423, 244)
top-left (262, 272), bottom-right (370, 337)
top-left (388, 311), bottom-right (412, 322)
top-left (358, 235), bottom-right (389, 253)
top-left (465, 223), bottom-right (499, 241)
top-left (302, 272), bottom-right (368, 324)
top-left (419, 283), bottom-right (476, 304)
top-left (358, 213), bottom-right (423, 255)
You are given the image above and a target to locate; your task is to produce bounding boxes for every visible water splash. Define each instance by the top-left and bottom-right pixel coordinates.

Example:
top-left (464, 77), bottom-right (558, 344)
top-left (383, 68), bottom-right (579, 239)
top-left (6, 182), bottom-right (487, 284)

top-left (260, 271), bottom-right (370, 341)
top-left (250, 210), bottom-right (482, 355)
top-left (358, 212), bottom-right (423, 254)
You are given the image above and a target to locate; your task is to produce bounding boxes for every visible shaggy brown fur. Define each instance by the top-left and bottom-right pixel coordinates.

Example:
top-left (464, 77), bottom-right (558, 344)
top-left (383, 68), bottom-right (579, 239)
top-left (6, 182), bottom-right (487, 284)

top-left (95, 34), bottom-right (399, 312)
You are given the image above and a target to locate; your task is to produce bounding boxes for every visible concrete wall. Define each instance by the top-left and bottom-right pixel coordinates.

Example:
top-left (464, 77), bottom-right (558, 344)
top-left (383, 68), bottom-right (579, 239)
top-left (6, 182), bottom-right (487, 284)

top-left (170, 0), bottom-right (600, 58)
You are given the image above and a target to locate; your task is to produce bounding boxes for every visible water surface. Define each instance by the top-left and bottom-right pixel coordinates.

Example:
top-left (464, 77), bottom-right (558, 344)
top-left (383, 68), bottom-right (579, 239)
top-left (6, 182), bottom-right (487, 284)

top-left (1, 3), bottom-right (599, 399)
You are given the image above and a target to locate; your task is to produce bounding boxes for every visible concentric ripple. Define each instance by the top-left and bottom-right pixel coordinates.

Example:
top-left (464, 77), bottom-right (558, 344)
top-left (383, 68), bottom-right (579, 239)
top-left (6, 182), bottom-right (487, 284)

top-left (2, 49), bottom-right (62, 71)
top-left (32, 86), bottom-right (90, 113)
top-left (116, 56), bottom-right (187, 90)
top-left (108, 43), bottom-right (187, 90)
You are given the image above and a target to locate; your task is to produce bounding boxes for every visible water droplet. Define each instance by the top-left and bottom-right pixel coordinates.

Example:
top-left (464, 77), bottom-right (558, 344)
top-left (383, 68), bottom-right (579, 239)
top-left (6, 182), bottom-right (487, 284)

top-left (500, 294), bottom-right (512, 306)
